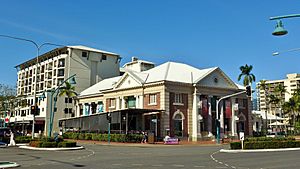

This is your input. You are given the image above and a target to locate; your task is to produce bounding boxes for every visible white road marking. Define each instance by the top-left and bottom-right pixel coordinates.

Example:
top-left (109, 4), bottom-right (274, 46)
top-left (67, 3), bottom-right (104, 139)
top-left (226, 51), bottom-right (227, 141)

top-left (132, 164), bottom-right (143, 166)
top-left (152, 164), bottom-right (163, 167)
top-left (173, 164), bottom-right (185, 167)
top-left (112, 164), bottom-right (121, 166)
top-left (194, 166), bottom-right (205, 168)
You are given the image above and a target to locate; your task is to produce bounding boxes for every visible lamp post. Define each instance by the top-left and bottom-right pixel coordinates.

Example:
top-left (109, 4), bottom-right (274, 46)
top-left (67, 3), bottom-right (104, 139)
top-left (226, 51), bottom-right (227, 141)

top-left (270, 14), bottom-right (300, 36)
top-left (0, 34), bottom-right (62, 139)
top-left (216, 90), bottom-right (247, 144)
top-left (272, 48), bottom-right (300, 56)
top-left (45, 74), bottom-right (76, 137)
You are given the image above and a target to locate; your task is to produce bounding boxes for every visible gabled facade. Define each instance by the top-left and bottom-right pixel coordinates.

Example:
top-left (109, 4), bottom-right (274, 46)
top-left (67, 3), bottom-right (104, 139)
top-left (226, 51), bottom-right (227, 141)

top-left (66, 61), bottom-right (252, 141)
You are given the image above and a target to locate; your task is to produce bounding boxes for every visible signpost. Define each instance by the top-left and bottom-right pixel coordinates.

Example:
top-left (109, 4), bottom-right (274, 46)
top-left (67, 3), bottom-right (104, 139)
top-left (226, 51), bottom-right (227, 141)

top-left (239, 132), bottom-right (244, 149)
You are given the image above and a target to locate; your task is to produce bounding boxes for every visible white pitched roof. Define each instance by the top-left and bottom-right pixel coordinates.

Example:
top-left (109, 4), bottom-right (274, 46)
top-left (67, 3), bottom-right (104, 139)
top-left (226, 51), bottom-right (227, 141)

top-left (79, 76), bottom-right (121, 96)
top-left (67, 45), bottom-right (119, 56)
top-left (137, 62), bottom-right (217, 84)
top-left (79, 61), bottom-right (239, 97)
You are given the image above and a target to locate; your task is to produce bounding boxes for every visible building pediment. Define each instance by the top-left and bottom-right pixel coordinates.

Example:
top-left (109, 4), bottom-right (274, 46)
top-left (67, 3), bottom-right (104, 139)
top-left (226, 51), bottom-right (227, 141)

top-left (114, 72), bottom-right (143, 90)
top-left (197, 68), bottom-right (238, 89)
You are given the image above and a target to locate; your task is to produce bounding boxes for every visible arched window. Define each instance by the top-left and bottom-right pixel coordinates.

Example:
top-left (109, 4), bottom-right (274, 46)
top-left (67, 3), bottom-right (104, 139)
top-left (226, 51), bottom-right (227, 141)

top-left (173, 110), bottom-right (185, 137)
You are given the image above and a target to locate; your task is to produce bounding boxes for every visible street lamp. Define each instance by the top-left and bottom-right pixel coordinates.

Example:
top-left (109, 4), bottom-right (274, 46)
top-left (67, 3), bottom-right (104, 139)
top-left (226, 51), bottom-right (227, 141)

top-left (216, 90), bottom-right (248, 144)
top-left (43, 74), bottom-right (76, 137)
top-left (272, 48), bottom-right (300, 56)
top-left (0, 34), bottom-right (62, 139)
top-left (270, 14), bottom-right (300, 36)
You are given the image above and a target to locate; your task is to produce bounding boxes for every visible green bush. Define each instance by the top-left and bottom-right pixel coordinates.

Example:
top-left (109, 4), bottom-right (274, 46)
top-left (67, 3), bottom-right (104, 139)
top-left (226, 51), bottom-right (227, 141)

top-left (29, 141), bottom-right (43, 147)
top-left (245, 136), bottom-right (295, 142)
top-left (41, 142), bottom-right (57, 148)
top-left (15, 136), bottom-right (32, 143)
top-left (58, 141), bottom-right (77, 147)
top-left (230, 142), bottom-right (242, 150)
top-left (244, 141), bottom-right (300, 149)
top-left (62, 132), bottom-right (144, 143)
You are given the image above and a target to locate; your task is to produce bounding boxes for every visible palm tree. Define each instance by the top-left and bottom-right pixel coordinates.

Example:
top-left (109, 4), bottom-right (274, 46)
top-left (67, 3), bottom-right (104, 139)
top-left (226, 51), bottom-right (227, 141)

top-left (282, 98), bottom-right (297, 129)
top-left (238, 64), bottom-right (256, 87)
top-left (59, 81), bottom-right (77, 118)
top-left (268, 94), bottom-right (281, 133)
top-left (274, 84), bottom-right (288, 118)
top-left (257, 80), bottom-right (270, 134)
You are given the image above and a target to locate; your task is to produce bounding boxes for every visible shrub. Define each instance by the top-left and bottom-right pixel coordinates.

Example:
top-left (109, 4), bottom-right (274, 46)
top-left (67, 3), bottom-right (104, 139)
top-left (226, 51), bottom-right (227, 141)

top-left (230, 142), bottom-right (242, 150)
top-left (41, 142), bottom-right (57, 148)
top-left (15, 136), bottom-right (32, 143)
top-left (58, 141), bottom-right (77, 147)
top-left (244, 141), bottom-right (300, 149)
top-left (29, 141), bottom-right (43, 147)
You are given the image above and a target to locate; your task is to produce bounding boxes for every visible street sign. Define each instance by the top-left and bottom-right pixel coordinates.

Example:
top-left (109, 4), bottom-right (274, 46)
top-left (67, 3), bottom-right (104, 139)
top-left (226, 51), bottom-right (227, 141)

top-left (5, 118), bottom-right (9, 123)
top-left (239, 132), bottom-right (244, 141)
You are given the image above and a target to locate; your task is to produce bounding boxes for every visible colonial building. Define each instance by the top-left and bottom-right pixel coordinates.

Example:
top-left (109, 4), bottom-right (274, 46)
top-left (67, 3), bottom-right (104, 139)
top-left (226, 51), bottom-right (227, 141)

top-left (62, 59), bottom-right (252, 141)
top-left (7, 45), bottom-right (120, 136)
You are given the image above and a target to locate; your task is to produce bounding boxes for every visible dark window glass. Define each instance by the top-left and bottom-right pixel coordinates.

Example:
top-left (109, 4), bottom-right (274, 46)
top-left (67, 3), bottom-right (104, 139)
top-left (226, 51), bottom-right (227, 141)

top-left (102, 55), bottom-right (107, 60)
top-left (82, 51), bottom-right (87, 57)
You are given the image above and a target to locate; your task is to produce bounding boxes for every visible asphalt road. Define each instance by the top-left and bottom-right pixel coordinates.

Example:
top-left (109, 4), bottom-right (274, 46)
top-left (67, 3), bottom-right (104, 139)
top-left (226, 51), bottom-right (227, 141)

top-left (1, 144), bottom-right (300, 169)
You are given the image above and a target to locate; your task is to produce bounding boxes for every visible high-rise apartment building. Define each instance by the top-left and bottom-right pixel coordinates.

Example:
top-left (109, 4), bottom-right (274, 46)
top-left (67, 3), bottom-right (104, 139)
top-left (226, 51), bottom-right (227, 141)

top-left (11, 45), bottom-right (120, 136)
top-left (257, 73), bottom-right (300, 115)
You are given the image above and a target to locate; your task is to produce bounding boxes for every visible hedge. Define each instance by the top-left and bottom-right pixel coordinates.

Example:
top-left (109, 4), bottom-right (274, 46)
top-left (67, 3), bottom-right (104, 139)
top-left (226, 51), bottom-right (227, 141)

top-left (230, 136), bottom-right (300, 150)
top-left (63, 132), bottom-right (143, 143)
top-left (28, 136), bottom-right (77, 148)
top-left (244, 136), bottom-right (295, 142)
top-left (15, 136), bottom-right (32, 143)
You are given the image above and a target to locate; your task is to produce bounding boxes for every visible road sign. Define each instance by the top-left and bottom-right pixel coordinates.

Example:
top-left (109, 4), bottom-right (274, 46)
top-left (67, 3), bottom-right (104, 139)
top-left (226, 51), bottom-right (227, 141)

top-left (5, 118), bottom-right (9, 123)
top-left (239, 132), bottom-right (244, 141)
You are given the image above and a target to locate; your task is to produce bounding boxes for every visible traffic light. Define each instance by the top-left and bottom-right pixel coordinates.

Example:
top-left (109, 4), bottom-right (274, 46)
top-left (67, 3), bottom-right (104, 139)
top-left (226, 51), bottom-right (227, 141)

top-left (246, 86), bottom-right (251, 97)
top-left (30, 105), bottom-right (38, 115)
top-left (106, 113), bottom-right (111, 123)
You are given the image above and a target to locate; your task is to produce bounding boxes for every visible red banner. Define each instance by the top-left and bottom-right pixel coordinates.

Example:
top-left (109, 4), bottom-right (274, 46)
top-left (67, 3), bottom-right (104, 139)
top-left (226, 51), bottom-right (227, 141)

top-left (225, 100), bottom-right (231, 118)
top-left (202, 98), bottom-right (208, 118)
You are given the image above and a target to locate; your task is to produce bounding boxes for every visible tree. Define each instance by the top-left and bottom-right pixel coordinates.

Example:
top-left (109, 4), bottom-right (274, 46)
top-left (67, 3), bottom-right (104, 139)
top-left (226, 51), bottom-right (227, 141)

top-left (238, 64), bottom-right (256, 86)
top-left (274, 84), bottom-right (288, 117)
top-left (58, 81), bottom-right (77, 118)
top-left (257, 80), bottom-right (270, 134)
top-left (282, 97), bottom-right (297, 128)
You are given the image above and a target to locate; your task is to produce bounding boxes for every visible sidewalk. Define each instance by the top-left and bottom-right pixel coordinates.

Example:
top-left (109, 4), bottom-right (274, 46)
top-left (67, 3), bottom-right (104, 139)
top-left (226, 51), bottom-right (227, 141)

top-left (65, 139), bottom-right (219, 147)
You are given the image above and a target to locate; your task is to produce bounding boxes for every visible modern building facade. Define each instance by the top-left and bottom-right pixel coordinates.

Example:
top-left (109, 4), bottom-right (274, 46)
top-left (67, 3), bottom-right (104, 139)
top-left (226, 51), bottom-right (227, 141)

top-left (61, 59), bottom-right (252, 141)
top-left (257, 73), bottom-right (300, 115)
top-left (7, 45), bottom-right (120, 136)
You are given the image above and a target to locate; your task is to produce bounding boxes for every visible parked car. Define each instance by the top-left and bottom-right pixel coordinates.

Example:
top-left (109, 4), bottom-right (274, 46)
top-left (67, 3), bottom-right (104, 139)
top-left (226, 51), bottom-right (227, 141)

top-left (266, 132), bottom-right (285, 138)
top-left (0, 127), bottom-right (10, 137)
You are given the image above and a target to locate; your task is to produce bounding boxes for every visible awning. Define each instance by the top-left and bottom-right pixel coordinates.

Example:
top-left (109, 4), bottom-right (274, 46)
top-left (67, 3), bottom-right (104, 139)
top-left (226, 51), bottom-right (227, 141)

top-left (269, 121), bottom-right (287, 126)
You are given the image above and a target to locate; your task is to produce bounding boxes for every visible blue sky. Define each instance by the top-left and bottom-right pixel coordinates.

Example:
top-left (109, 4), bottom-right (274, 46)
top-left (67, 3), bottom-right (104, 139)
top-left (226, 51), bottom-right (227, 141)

top-left (1, 1), bottom-right (300, 89)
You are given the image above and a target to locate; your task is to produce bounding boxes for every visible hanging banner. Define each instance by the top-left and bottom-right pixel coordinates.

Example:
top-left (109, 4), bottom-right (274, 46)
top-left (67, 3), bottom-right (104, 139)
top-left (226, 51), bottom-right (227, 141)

top-left (202, 98), bottom-right (208, 118)
top-left (225, 100), bottom-right (232, 118)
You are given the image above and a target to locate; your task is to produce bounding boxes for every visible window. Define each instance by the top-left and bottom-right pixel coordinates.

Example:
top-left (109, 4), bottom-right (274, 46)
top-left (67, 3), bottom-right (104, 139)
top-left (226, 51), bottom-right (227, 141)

top-left (174, 93), bottom-right (183, 104)
top-left (82, 51), bottom-right (88, 57)
top-left (64, 108), bottom-right (72, 114)
top-left (149, 94), bottom-right (157, 105)
top-left (58, 69), bottom-right (64, 77)
top-left (109, 98), bottom-right (116, 108)
top-left (65, 98), bottom-right (73, 103)
top-left (58, 59), bottom-right (65, 67)
top-left (102, 55), bottom-right (107, 60)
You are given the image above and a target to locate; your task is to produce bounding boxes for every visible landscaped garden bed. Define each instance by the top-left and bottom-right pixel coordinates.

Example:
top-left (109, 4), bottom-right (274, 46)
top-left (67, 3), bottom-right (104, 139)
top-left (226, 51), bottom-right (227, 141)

top-left (28, 137), bottom-right (77, 148)
top-left (62, 132), bottom-right (144, 143)
top-left (230, 136), bottom-right (300, 149)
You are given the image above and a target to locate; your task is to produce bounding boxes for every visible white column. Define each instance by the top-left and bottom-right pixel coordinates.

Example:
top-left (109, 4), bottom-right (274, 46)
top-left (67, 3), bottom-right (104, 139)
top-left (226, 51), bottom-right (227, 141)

top-left (208, 96), bottom-right (213, 137)
top-left (231, 98), bottom-right (236, 136)
top-left (192, 87), bottom-right (198, 141)
top-left (220, 100), bottom-right (224, 138)
top-left (121, 97), bottom-right (126, 109)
